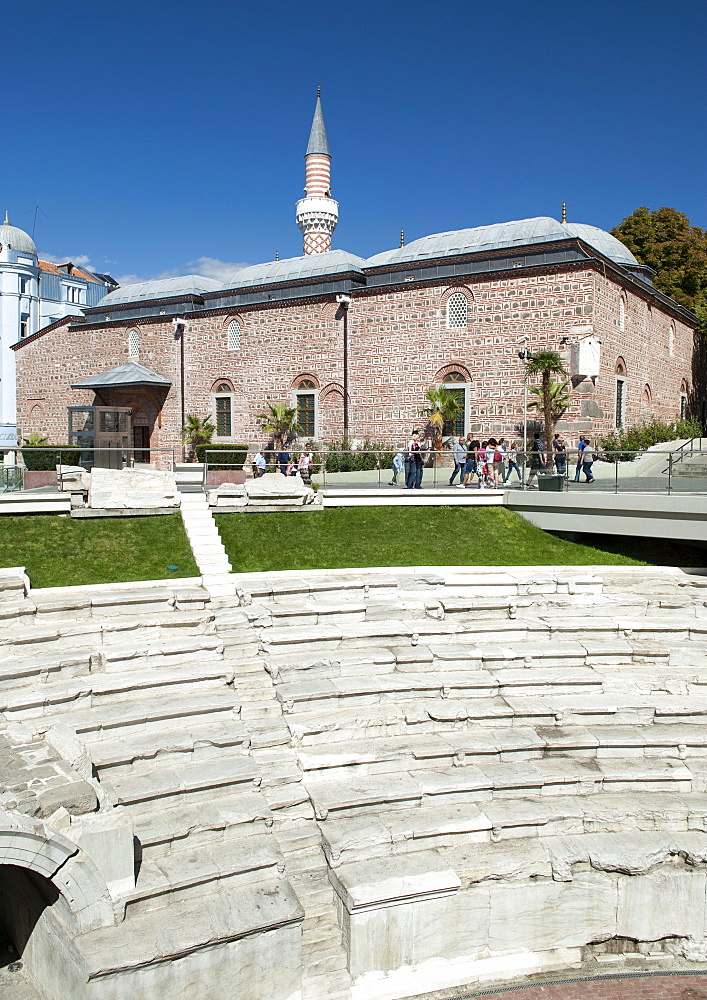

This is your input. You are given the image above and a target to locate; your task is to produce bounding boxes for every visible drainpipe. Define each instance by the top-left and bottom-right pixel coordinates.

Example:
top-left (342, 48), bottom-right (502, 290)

top-left (173, 318), bottom-right (187, 462)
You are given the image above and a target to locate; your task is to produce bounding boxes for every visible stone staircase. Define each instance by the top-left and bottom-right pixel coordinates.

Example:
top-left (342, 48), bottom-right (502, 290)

top-left (3, 565), bottom-right (707, 999)
top-left (179, 492), bottom-right (237, 598)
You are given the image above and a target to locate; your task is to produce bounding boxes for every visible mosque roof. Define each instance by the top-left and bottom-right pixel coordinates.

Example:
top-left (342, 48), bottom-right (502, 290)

top-left (0, 212), bottom-right (37, 255)
top-left (225, 250), bottom-right (366, 289)
top-left (366, 217), bottom-right (638, 268)
top-left (305, 93), bottom-right (330, 156)
top-left (97, 274), bottom-right (222, 306)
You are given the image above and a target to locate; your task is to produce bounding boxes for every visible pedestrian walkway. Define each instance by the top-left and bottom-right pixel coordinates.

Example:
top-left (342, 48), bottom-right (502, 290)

top-left (178, 492), bottom-right (236, 597)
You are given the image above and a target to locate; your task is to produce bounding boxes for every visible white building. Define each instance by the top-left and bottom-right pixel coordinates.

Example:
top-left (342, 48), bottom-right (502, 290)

top-left (0, 213), bottom-right (116, 446)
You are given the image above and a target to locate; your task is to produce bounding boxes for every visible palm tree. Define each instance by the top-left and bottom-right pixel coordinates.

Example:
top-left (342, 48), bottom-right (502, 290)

top-left (181, 414), bottom-right (214, 462)
top-left (528, 378), bottom-right (572, 428)
top-left (419, 387), bottom-right (464, 451)
top-left (256, 402), bottom-right (303, 449)
top-left (525, 350), bottom-right (569, 447)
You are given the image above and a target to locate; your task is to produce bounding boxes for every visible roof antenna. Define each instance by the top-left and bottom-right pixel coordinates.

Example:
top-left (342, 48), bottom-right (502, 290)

top-left (275, 250), bottom-right (279, 261)
top-left (561, 202), bottom-right (567, 224)
top-left (400, 228), bottom-right (405, 248)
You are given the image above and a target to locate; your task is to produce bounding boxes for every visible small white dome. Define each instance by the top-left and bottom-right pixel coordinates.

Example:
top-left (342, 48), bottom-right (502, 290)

top-left (0, 212), bottom-right (37, 255)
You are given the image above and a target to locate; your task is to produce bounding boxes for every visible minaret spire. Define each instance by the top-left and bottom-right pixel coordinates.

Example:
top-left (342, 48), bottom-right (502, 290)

top-left (296, 90), bottom-right (339, 255)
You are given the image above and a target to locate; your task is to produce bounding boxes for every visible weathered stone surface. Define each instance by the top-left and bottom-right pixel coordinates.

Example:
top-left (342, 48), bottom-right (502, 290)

top-left (88, 467), bottom-right (180, 509)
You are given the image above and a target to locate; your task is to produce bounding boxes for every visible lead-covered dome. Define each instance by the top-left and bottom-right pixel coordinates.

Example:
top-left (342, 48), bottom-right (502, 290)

top-left (0, 212), bottom-right (37, 255)
top-left (367, 217), bottom-right (638, 269)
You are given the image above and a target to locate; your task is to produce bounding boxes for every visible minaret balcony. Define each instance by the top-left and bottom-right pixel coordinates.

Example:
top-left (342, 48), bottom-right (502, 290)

top-left (296, 196), bottom-right (339, 221)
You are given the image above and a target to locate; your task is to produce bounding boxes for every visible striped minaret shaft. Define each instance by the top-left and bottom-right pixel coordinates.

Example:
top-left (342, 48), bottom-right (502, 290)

top-left (296, 90), bottom-right (339, 255)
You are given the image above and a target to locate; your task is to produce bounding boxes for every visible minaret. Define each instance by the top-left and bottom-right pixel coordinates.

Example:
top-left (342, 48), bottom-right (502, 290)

top-left (296, 89), bottom-right (339, 255)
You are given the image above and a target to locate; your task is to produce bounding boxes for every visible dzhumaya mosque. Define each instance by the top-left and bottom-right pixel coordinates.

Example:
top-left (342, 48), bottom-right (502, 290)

top-left (10, 92), bottom-right (699, 461)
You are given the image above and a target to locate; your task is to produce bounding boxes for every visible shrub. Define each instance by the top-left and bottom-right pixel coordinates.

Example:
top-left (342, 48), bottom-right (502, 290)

top-left (323, 440), bottom-right (395, 473)
top-left (21, 447), bottom-right (80, 471)
top-left (599, 418), bottom-right (702, 462)
top-left (196, 443), bottom-right (248, 470)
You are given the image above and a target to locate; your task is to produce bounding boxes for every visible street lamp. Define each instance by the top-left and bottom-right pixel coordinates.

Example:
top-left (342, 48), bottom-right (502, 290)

top-left (517, 337), bottom-right (531, 460)
top-left (336, 294), bottom-right (351, 438)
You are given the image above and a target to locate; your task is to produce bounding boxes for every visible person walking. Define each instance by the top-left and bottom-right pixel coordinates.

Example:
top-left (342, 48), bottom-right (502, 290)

top-left (277, 448), bottom-right (291, 476)
top-left (449, 436), bottom-right (466, 485)
top-left (552, 434), bottom-right (567, 476)
top-left (406, 431), bottom-right (424, 489)
top-left (390, 448), bottom-right (404, 486)
top-left (496, 438), bottom-right (507, 483)
top-left (298, 448), bottom-right (313, 484)
top-left (503, 442), bottom-right (523, 485)
top-left (573, 435), bottom-right (586, 482)
top-left (526, 433), bottom-right (546, 487)
top-left (459, 434), bottom-right (477, 488)
top-left (582, 439), bottom-right (595, 482)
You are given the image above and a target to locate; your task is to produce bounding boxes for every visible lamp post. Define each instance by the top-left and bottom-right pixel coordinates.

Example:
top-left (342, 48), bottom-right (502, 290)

top-left (336, 294), bottom-right (351, 438)
top-left (517, 338), bottom-right (531, 483)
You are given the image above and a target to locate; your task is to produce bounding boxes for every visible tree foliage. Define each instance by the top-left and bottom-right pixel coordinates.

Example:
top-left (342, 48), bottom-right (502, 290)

top-left (611, 207), bottom-right (707, 331)
top-left (524, 350), bottom-right (568, 447)
top-left (418, 387), bottom-right (463, 449)
top-left (256, 402), bottom-right (303, 449)
top-left (181, 414), bottom-right (214, 461)
top-left (528, 378), bottom-right (572, 424)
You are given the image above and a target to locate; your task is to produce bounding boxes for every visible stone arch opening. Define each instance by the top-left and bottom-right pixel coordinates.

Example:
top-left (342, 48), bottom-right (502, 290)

top-left (0, 814), bottom-right (114, 1000)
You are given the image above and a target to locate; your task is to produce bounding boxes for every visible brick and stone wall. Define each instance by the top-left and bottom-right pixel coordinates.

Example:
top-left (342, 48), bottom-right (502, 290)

top-left (14, 263), bottom-right (696, 457)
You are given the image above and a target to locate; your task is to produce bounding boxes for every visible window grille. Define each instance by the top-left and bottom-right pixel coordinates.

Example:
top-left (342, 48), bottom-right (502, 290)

top-left (619, 297), bottom-right (625, 332)
top-left (669, 323), bottom-right (675, 357)
top-left (297, 392), bottom-right (315, 437)
top-left (227, 319), bottom-right (241, 351)
top-left (615, 378), bottom-right (626, 428)
top-left (128, 329), bottom-right (140, 358)
top-left (446, 293), bottom-right (468, 329)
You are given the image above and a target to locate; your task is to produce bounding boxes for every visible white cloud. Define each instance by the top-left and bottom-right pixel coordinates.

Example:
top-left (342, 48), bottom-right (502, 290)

top-left (186, 256), bottom-right (250, 283)
top-left (40, 251), bottom-right (94, 270)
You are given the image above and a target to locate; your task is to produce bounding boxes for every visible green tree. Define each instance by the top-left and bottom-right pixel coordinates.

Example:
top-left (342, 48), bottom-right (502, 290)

top-left (256, 402), bottom-right (303, 449)
top-left (22, 432), bottom-right (49, 447)
top-left (181, 414), bottom-right (214, 462)
top-left (418, 387), bottom-right (463, 450)
top-left (525, 351), bottom-right (569, 448)
top-left (528, 378), bottom-right (572, 427)
top-left (611, 207), bottom-right (707, 331)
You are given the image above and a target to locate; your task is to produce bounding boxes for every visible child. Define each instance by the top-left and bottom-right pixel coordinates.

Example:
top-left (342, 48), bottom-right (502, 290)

top-left (390, 449), bottom-right (404, 485)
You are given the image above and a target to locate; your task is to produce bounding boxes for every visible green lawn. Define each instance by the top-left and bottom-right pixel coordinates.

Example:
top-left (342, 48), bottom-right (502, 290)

top-left (0, 514), bottom-right (199, 589)
top-left (214, 506), bottom-right (647, 573)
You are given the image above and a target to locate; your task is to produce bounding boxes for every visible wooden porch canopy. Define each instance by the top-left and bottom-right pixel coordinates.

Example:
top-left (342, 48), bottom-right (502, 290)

top-left (71, 362), bottom-right (172, 427)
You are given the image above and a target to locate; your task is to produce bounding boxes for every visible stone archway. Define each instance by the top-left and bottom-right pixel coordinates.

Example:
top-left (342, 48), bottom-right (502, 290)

top-left (0, 811), bottom-right (114, 1000)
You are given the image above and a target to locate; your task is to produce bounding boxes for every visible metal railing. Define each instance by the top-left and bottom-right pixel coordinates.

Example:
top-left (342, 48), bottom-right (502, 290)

top-left (7, 447), bottom-right (177, 492)
top-left (195, 444), bottom-right (707, 496)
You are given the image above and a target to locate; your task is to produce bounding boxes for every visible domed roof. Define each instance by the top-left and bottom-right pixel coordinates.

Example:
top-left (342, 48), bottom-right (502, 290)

top-left (366, 217), bottom-right (638, 269)
top-left (0, 212), bottom-right (37, 255)
top-left (97, 274), bottom-right (222, 307)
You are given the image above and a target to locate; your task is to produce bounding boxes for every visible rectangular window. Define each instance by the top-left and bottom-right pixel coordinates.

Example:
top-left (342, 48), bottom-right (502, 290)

top-left (615, 378), bottom-right (626, 428)
top-left (297, 393), bottom-right (315, 437)
top-left (216, 396), bottom-right (232, 437)
top-left (20, 318), bottom-right (28, 338)
top-left (680, 394), bottom-right (688, 421)
top-left (20, 277), bottom-right (28, 294)
top-left (442, 388), bottom-right (465, 438)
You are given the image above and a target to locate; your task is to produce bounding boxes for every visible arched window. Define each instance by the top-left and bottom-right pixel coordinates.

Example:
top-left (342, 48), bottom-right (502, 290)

top-left (446, 292), bottom-right (468, 329)
top-left (669, 322), bottom-right (675, 357)
top-left (213, 382), bottom-right (232, 438)
top-left (227, 319), bottom-right (241, 351)
top-left (441, 372), bottom-right (466, 437)
top-left (618, 297), bottom-right (626, 332)
top-left (680, 380), bottom-right (689, 421)
top-left (128, 329), bottom-right (140, 358)
top-left (295, 379), bottom-right (316, 438)
top-left (615, 360), bottom-right (627, 428)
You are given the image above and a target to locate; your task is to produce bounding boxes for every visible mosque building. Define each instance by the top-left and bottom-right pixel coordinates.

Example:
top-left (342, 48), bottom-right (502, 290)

top-left (11, 93), bottom-right (699, 464)
top-left (0, 215), bottom-right (116, 447)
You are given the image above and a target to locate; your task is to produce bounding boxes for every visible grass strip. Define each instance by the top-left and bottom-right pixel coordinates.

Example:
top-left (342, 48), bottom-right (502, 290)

top-left (214, 506), bottom-right (647, 573)
top-left (0, 514), bottom-right (199, 589)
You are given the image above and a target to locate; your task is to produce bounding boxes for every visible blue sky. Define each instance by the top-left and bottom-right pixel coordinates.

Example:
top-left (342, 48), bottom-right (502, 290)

top-left (2, 0), bottom-right (705, 284)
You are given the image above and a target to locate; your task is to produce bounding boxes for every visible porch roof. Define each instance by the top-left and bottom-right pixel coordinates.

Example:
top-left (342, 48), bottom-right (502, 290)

top-left (71, 362), bottom-right (172, 390)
